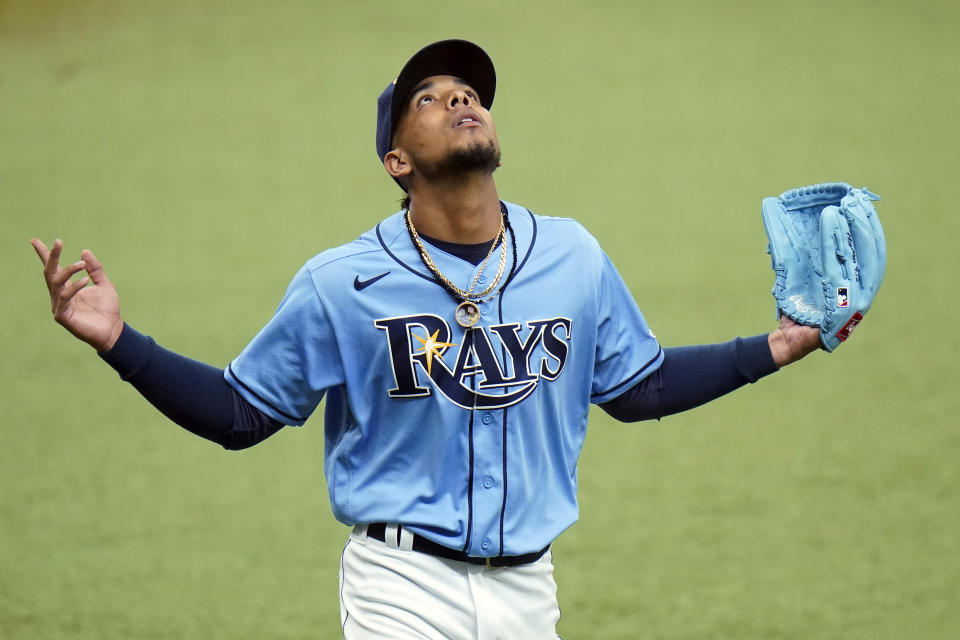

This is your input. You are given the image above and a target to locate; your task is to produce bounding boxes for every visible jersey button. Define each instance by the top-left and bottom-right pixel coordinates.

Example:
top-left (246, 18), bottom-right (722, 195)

top-left (481, 413), bottom-right (493, 425)
top-left (483, 476), bottom-right (494, 489)
top-left (481, 537), bottom-right (491, 550)
top-left (477, 274), bottom-right (487, 284)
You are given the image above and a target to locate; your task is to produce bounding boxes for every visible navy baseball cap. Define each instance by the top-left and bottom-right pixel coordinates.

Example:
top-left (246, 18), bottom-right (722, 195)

top-left (376, 39), bottom-right (496, 172)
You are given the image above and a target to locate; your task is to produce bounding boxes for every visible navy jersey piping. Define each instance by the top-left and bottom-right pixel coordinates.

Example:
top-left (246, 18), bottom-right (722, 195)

top-left (227, 363), bottom-right (307, 423)
top-left (496, 280), bottom-right (510, 558)
top-left (463, 379), bottom-right (477, 553)
top-left (375, 222), bottom-right (437, 285)
top-left (498, 410), bottom-right (508, 557)
top-left (591, 346), bottom-right (664, 400)
top-left (514, 208), bottom-right (538, 276)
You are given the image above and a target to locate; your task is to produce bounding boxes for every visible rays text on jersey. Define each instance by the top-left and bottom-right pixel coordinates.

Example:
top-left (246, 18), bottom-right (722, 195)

top-left (375, 314), bottom-right (572, 409)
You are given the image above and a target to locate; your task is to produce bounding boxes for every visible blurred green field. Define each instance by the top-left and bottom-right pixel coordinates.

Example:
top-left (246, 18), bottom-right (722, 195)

top-left (2, 0), bottom-right (958, 638)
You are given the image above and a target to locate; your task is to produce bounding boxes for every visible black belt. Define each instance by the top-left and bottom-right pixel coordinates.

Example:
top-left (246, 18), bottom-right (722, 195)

top-left (364, 523), bottom-right (549, 568)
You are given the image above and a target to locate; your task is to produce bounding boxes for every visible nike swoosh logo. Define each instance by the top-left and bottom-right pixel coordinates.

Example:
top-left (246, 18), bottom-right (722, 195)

top-left (354, 271), bottom-right (391, 291)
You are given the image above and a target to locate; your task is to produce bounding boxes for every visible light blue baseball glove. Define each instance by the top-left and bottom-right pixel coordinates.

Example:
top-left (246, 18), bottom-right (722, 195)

top-left (762, 182), bottom-right (886, 351)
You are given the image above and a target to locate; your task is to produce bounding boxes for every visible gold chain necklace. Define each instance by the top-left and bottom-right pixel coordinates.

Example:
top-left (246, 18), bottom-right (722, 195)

top-left (405, 209), bottom-right (508, 327)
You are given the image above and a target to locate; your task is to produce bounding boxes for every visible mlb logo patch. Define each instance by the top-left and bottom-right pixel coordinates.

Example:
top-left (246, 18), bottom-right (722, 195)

top-left (836, 287), bottom-right (849, 308)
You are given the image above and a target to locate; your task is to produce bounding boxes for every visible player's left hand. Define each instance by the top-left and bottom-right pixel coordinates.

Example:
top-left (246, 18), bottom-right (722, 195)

top-left (762, 183), bottom-right (885, 352)
top-left (768, 315), bottom-right (820, 367)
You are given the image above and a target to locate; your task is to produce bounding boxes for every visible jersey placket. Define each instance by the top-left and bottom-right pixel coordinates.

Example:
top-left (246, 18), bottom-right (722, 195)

top-left (462, 257), bottom-right (506, 558)
top-left (464, 406), bottom-right (505, 557)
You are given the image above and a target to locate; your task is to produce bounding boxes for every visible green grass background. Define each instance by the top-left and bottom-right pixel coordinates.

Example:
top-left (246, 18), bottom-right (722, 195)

top-left (2, 0), bottom-right (957, 637)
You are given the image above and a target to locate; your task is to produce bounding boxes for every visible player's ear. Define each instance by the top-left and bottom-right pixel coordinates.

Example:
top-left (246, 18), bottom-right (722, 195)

top-left (384, 149), bottom-right (412, 180)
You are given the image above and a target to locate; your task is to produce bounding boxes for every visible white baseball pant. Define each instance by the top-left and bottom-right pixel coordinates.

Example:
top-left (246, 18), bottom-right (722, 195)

top-left (339, 524), bottom-right (562, 639)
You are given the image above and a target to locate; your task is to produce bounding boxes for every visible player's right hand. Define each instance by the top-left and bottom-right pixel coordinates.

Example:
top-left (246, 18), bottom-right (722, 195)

top-left (30, 238), bottom-right (124, 352)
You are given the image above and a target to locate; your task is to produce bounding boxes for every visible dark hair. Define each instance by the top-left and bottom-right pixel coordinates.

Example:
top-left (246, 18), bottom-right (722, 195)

top-left (400, 194), bottom-right (411, 210)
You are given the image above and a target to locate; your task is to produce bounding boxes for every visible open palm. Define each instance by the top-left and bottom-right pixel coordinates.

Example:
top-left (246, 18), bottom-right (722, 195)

top-left (31, 238), bottom-right (124, 352)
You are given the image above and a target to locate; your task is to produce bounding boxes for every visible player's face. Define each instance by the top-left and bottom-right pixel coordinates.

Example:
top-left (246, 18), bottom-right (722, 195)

top-left (392, 75), bottom-right (500, 179)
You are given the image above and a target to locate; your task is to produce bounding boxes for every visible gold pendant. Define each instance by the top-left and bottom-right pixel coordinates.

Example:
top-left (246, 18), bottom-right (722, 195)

top-left (455, 301), bottom-right (481, 328)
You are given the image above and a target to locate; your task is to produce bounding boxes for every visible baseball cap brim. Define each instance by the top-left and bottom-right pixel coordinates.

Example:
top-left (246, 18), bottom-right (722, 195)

top-left (391, 39), bottom-right (496, 132)
top-left (377, 39), bottom-right (496, 163)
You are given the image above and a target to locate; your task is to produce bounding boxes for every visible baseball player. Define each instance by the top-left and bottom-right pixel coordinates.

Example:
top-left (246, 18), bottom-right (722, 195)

top-left (33, 40), bottom-right (830, 639)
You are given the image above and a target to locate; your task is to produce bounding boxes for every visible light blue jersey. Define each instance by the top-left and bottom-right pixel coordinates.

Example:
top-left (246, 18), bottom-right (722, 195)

top-left (225, 201), bottom-right (663, 557)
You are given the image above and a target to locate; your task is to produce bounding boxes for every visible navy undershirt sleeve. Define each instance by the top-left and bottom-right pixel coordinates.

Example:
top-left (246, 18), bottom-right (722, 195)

top-left (600, 334), bottom-right (778, 422)
top-left (99, 324), bottom-right (282, 450)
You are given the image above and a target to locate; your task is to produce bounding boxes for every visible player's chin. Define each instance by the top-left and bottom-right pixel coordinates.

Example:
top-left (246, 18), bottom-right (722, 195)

top-left (455, 139), bottom-right (501, 171)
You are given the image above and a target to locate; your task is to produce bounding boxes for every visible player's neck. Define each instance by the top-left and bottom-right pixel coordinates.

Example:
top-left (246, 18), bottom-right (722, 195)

top-left (407, 176), bottom-right (501, 244)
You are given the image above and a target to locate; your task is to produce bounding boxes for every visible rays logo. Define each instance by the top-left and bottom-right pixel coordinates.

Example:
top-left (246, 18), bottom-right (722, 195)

top-left (375, 314), bottom-right (572, 409)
